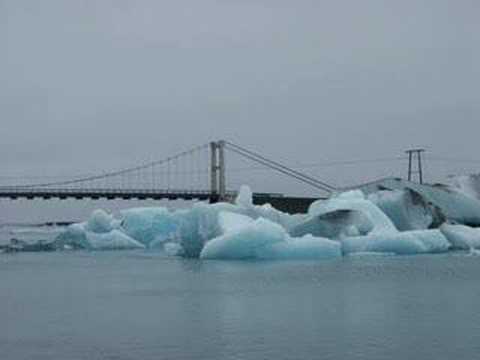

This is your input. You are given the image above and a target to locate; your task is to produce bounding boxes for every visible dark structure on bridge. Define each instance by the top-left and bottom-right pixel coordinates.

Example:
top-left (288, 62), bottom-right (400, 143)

top-left (0, 141), bottom-right (333, 214)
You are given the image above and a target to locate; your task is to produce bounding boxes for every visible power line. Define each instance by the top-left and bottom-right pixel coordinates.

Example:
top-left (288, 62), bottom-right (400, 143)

top-left (428, 156), bottom-right (480, 164)
top-left (0, 156), bottom-right (409, 180)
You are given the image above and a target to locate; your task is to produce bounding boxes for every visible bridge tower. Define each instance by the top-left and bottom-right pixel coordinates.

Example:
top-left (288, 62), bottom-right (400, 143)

top-left (209, 140), bottom-right (226, 202)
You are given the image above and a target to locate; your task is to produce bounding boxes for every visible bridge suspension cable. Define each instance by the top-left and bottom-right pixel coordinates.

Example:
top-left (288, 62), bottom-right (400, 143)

top-left (223, 141), bottom-right (336, 194)
top-left (0, 140), bottom-right (338, 202)
top-left (10, 143), bottom-right (210, 190)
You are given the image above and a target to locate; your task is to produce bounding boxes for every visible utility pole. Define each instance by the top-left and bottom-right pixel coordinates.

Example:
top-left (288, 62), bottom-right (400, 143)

top-left (405, 148), bottom-right (425, 184)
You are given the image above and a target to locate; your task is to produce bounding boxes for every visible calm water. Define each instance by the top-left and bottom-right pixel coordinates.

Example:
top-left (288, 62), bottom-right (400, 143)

top-left (2, 252), bottom-right (480, 360)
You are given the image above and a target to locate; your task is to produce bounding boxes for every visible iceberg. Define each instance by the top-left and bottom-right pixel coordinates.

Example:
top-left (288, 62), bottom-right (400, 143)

top-left (448, 174), bottom-right (480, 200)
top-left (120, 207), bottom-right (177, 246)
top-left (341, 230), bottom-right (450, 255)
top-left (298, 190), bottom-right (450, 255)
top-left (440, 223), bottom-right (480, 250)
top-left (83, 230), bottom-right (145, 250)
top-left (368, 189), bottom-right (441, 231)
top-left (290, 209), bottom-right (370, 239)
top-left (200, 212), bottom-right (341, 260)
top-left (49, 184), bottom-right (480, 259)
top-left (116, 185), bottom-right (305, 257)
top-left (307, 190), bottom-right (396, 235)
top-left (56, 222), bottom-right (144, 250)
top-left (259, 235), bottom-right (342, 260)
top-left (356, 178), bottom-right (480, 226)
top-left (85, 209), bottom-right (118, 233)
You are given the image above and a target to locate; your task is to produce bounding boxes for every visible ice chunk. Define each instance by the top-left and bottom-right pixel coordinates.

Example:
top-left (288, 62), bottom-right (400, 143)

top-left (290, 209), bottom-right (370, 239)
top-left (335, 189), bottom-right (366, 200)
top-left (120, 203), bottom-right (245, 256)
top-left (7, 225), bottom-right (64, 245)
top-left (175, 200), bottom-right (306, 256)
top-left (259, 235), bottom-right (341, 260)
top-left (120, 207), bottom-right (176, 246)
top-left (200, 216), bottom-right (285, 260)
top-left (55, 223), bottom-right (89, 249)
top-left (235, 185), bottom-right (253, 207)
top-left (368, 189), bottom-right (437, 231)
top-left (85, 230), bottom-right (145, 250)
top-left (173, 203), bottom-right (226, 257)
top-left (233, 184), bottom-right (306, 230)
top-left (448, 174), bottom-right (480, 200)
top-left (357, 178), bottom-right (480, 226)
top-left (200, 213), bottom-right (341, 260)
top-left (219, 211), bottom-right (254, 233)
top-left (56, 222), bottom-right (144, 250)
top-left (440, 223), bottom-right (480, 250)
top-left (54, 184), bottom-right (308, 256)
top-left (85, 209), bottom-right (118, 233)
top-left (308, 190), bottom-right (397, 235)
top-left (342, 229), bottom-right (450, 255)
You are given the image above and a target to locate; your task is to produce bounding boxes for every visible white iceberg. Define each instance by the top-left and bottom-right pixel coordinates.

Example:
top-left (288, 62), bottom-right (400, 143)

top-left (290, 209), bottom-right (369, 239)
top-left (342, 230), bottom-right (450, 255)
top-left (57, 222), bottom-right (144, 250)
top-left (53, 185), bottom-right (471, 259)
top-left (85, 209), bottom-right (119, 233)
top-left (307, 190), bottom-right (396, 235)
top-left (200, 212), bottom-right (341, 260)
top-left (440, 223), bottom-right (480, 250)
top-left (303, 190), bottom-right (450, 255)
top-left (368, 189), bottom-right (437, 231)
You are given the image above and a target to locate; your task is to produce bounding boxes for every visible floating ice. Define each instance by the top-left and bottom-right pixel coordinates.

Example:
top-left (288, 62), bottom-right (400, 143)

top-left (259, 235), bottom-right (342, 260)
top-left (48, 184), bottom-right (480, 259)
top-left (290, 209), bottom-right (369, 239)
top-left (448, 174), bottom-right (480, 201)
top-left (200, 213), bottom-right (280, 260)
top-left (308, 190), bottom-right (396, 235)
top-left (357, 178), bottom-right (480, 226)
top-left (233, 185), bottom-right (306, 231)
top-left (341, 229), bottom-right (450, 255)
top-left (120, 207), bottom-right (176, 246)
top-left (115, 186), bottom-right (305, 256)
top-left (85, 209), bottom-right (118, 233)
top-left (368, 189), bottom-right (437, 231)
top-left (235, 185), bottom-right (253, 208)
top-left (302, 190), bottom-right (450, 255)
top-left (84, 230), bottom-right (145, 250)
top-left (440, 223), bottom-right (480, 250)
top-left (57, 222), bottom-right (144, 250)
top-left (200, 212), bottom-right (341, 260)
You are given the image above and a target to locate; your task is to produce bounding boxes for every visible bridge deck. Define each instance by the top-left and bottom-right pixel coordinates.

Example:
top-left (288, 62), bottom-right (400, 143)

top-left (0, 188), bottom-right (323, 214)
top-left (0, 188), bottom-right (222, 201)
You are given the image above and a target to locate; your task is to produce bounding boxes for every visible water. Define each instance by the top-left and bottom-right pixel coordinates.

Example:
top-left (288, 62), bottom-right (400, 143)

top-left (2, 252), bottom-right (480, 360)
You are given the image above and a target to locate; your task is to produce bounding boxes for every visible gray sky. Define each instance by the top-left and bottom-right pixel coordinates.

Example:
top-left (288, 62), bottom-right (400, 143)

top-left (1, 0), bottom-right (479, 198)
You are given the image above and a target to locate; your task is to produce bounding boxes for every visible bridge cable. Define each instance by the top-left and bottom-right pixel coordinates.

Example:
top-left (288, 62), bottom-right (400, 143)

top-left (224, 144), bottom-right (334, 193)
top-left (12, 143), bottom-right (210, 189)
top-left (224, 141), bottom-right (336, 193)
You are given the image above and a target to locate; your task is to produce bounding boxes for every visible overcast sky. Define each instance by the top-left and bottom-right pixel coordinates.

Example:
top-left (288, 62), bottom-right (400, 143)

top-left (1, 0), bottom-right (479, 196)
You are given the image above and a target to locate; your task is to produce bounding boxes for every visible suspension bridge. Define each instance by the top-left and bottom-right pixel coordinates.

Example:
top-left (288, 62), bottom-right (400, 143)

top-left (0, 141), bottom-right (337, 213)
